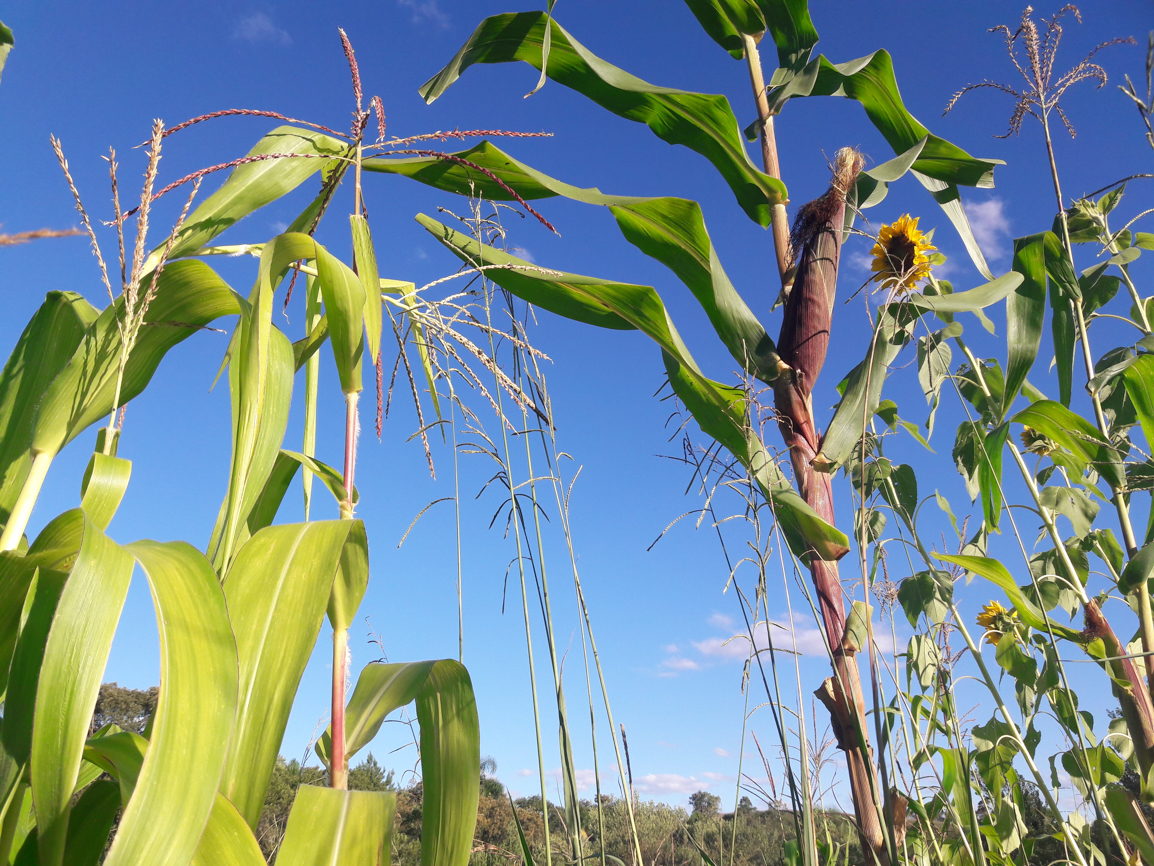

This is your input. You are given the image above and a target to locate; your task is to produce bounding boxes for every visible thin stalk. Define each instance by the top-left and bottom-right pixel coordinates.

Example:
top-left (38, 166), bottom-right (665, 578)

top-left (740, 33), bottom-right (791, 289)
top-left (450, 381), bottom-right (464, 664)
top-left (302, 275), bottom-right (321, 520)
top-left (0, 451), bottom-right (54, 551)
top-left (330, 626), bottom-right (349, 789)
top-left (1041, 107), bottom-right (1154, 679)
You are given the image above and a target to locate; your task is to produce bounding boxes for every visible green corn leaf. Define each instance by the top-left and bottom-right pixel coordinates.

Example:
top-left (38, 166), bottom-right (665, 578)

top-left (82, 731), bottom-right (147, 810)
top-left (1002, 234), bottom-right (1048, 417)
top-left (156, 126), bottom-right (346, 267)
top-left (683, 0), bottom-right (766, 59)
top-left (190, 794), bottom-right (267, 866)
top-left (1119, 541), bottom-right (1154, 595)
top-left (1051, 277), bottom-right (1076, 407)
top-left (1106, 784), bottom-right (1154, 864)
top-left (79, 454), bottom-right (131, 532)
top-left (0, 292), bottom-right (98, 528)
top-left (0, 509), bottom-right (87, 701)
top-left (292, 312), bottom-right (329, 371)
top-left (316, 660), bottom-right (478, 866)
top-left (763, 49), bottom-right (1001, 275)
top-left (371, 141), bottom-right (783, 386)
top-left (62, 780), bottom-right (120, 866)
top-left (30, 516), bottom-right (134, 866)
top-left (314, 241), bottom-right (366, 395)
top-left (419, 214), bottom-right (848, 560)
top-left (980, 424), bottom-right (1009, 532)
top-left (103, 541), bottom-right (238, 866)
top-left (1123, 354), bottom-right (1154, 455)
top-left (898, 271), bottom-right (1023, 317)
top-left (350, 216), bottom-right (382, 366)
top-left (3, 569), bottom-right (69, 768)
top-left (1012, 401), bottom-right (1124, 491)
top-left (207, 318), bottom-right (294, 575)
top-left (418, 13), bottom-right (785, 226)
top-left (327, 519), bottom-right (368, 632)
top-left (30, 261), bottom-right (243, 459)
top-left (276, 785), bottom-right (395, 866)
top-left (0, 20), bottom-right (11, 83)
top-left (610, 197), bottom-right (783, 384)
top-left (758, 0), bottom-right (819, 70)
top-left (219, 521), bottom-right (356, 829)
top-left (280, 451), bottom-right (357, 507)
top-left (934, 553), bottom-right (1081, 640)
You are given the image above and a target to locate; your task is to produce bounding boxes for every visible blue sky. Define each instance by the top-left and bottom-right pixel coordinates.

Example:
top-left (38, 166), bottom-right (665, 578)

top-left (1, 0), bottom-right (1152, 811)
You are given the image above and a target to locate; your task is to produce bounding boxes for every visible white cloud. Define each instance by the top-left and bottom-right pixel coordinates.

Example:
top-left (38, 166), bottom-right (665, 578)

top-left (663, 644), bottom-right (679, 654)
top-left (414, 247), bottom-right (428, 261)
top-left (662, 657), bottom-right (700, 672)
top-left (700, 771), bottom-right (729, 782)
top-left (712, 748), bottom-right (729, 758)
top-left (846, 248), bottom-right (875, 273)
top-left (963, 197), bottom-right (1012, 261)
top-left (398, 0), bottom-right (450, 28)
top-left (708, 612), bottom-right (734, 629)
top-left (271, 221), bottom-right (288, 234)
top-left (517, 768), bottom-right (533, 777)
top-left (633, 773), bottom-right (714, 795)
top-left (694, 615), bottom-right (893, 661)
top-left (510, 247), bottom-right (536, 263)
top-left (233, 13), bottom-right (292, 46)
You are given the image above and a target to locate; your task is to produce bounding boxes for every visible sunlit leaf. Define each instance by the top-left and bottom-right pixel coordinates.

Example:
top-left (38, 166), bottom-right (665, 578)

top-left (276, 785), bottom-right (395, 866)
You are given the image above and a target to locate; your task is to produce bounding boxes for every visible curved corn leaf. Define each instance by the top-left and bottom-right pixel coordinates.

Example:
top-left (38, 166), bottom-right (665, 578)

top-left (1011, 401), bottom-right (1125, 491)
top-left (1119, 540), bottom-right (1154, 595)
top-left (934, 553), bottom-right (1081, 640)
top-left (897, 272), bottom-right (1023, 316)
top-left (82, 731), bottom-right (147, 810)
top-left (31, 515), bottom-right (134, 866)
top-left (1105, 785), bottom-right (1154, 866)
top-left (1123, 355), bottom-right (1154, 452)
top-left (1003, 234), bottom-right (1048, 418)
top-left (765, 51), bottom-right (1000, 188)
top-left (313, 241), bottom-right (365, 394)
top-left (207, 321), bottom-right (294, 574)
top-left (763, 49), bottom-right (1001, 275)
top-left (418, 12), bottom-right (785, 226)
top-left (280, 451), bottom-right (357, 506)
top-left (758, 0), bottom-right (820, 70)
top-left (79, 454), bottom-right (131, 532)
top-left (31, 261), bottom-right (243, 458)
top-left (372, 144), bottom-right (782, 383)
top-left (610, 198), bottom-right (783, 383)
top-left (190, 794), bottom-right (267, 866)
top-left (316, 660), bottom-right (479, 866)
top-left (418, 214), bottom-right (848, 560)
top-left (62, 779), bottom-right (119, 866)
top-left (0, 292), bottom-right (98, 527)
top-left (327, 519), bottom-right (368, 632)
top-left (351, 215), bottom-right (382, 366)
top-left (219, 520), bottom-right (355, 828)
top-left (0, 510), bottom-right (86, 700)
top-left (980, 423), bottom-right (1009, 532)
top-left (104, 541), bottom-right (238, 866)
top-left (155, 126), bottom-right (346, 267)
top-left (276, 785), bottom-right (395, 866)
top-left (683, 0), bottom-right (766, 59)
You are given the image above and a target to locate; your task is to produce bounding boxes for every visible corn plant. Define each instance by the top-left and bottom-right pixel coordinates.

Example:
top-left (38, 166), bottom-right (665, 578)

top-left (342, 3), bottom-right (1154, 865)
top-left (0, 28), bottom-right (603, 865)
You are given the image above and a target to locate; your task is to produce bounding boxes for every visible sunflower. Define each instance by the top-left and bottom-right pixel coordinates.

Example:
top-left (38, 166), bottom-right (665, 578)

top-left (976, 600), bottom-right (1019, 645)
top-left (869, 214), bottom-right (937, 293)
top-left (1020, 426), bottom-right (1055, 457)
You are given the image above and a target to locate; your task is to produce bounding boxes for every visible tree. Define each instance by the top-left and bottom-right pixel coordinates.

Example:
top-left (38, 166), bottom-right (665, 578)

top-left (348, 753), bottom-right (395, 792)
top-left (689, 791), bottom-right (721, 818)
top-left (89, 682), bottom-right (158, 735)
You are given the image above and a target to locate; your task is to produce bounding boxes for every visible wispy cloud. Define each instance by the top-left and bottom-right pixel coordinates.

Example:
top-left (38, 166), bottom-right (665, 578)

top-left (398, 0), bottom-right (450, 28)
top-left (708, 612), bottom-right (734, 629)
top-left (694, 614), bottom-right (894, 660)
top-left (233, 12), bottom-right (292, 46)
top-left (661, 657), bottom-right (700, 672)
top-left (510, 246), bottom-right (536, 263)
top-left (712, 747), bottom-right (729, 757)
top-left (634, 773), bottom-right (715, 795)
top-left (963, 197), bottom-right (1012, 261)
top-left (663, 644), bottom-right (679, 654)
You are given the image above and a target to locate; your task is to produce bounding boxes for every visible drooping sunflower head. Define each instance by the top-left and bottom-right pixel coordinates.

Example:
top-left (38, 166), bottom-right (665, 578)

top-left (869, 214), bottom-right (937, 293)
top-left (976, 600), bottom-right (1019, 644)
top-left (1020, 426), bottom-right (1055, 457)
